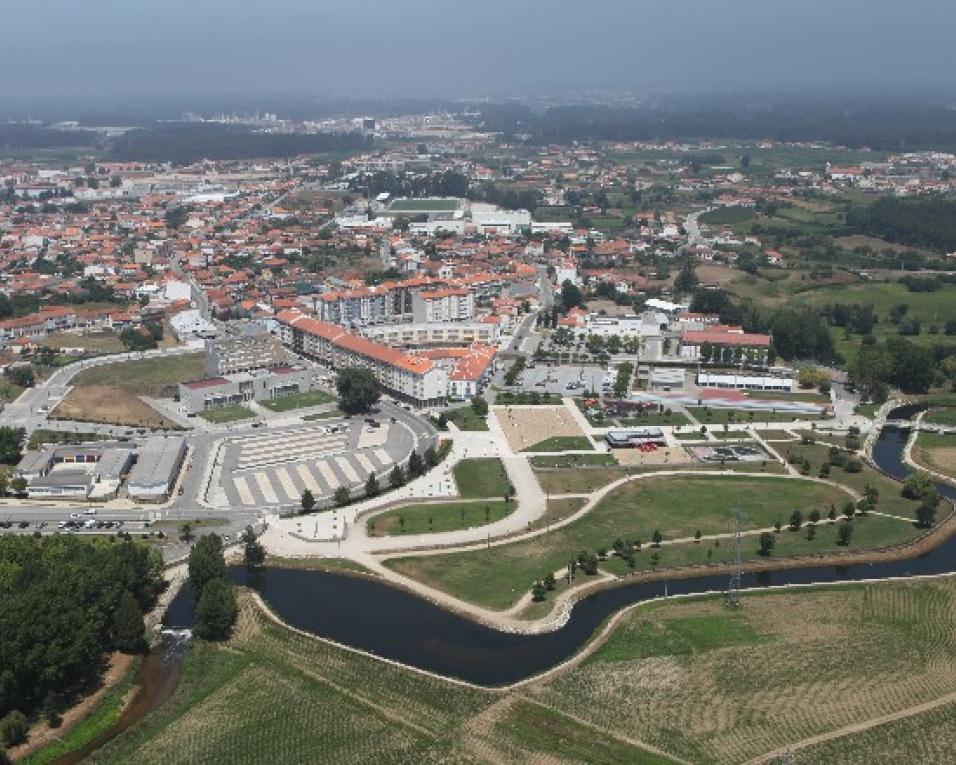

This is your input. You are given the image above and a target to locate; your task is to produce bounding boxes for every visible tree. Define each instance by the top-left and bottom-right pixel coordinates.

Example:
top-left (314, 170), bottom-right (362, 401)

top-left (4, 366), bottom-right (34, 389)
top-left (531, 580), bottom-right (547, 602)
top-left (789, 510), bottom-right (803, 530)
top-left (560, 280), bottom-right (585, 311)
top-left (651, 529), bottom-right (663, 547)
top-left (113, 591), bottom-right (146, 653)
top-left (0, 427), bottom-right (25, 465)
top-left (301, 488), bottom-right (316, 513)
top-left (333, 486), bottom-right (351, 507)
top-left (674, 262), bottom-right (699, 295)
top-left (758, 532), bottom-right (775, 556)
top-left (241, 525), bottom-right (265, 567)
top-left (424, 446), bottom-right (438, 467)
top-left (336, 367), bottom-right (381, 414)
top-left (187, 534), bottom-right (226, 597)
top-left (809, 509), bottom-right (821, 525)
top-left (903, 471), bottom-right (933, 501)
top-left (837, 524), bottom-right (854, 546)
top-left (0, 711), bottom-right (28, 747)
top-left (365, 472), bottom-right (380, 497)
top-left (389, 464), bottom-right (405, 489)
top-left (843, 501), bottom-right (856, 520)
top-left (916, 503), bottom-right (937, 529)
top-left (179, 522), bottom-right (194, 544)
top-left (407, 450), bottom-right (425, 478)
top-left (544, 572), bottom-right (556, 591)
top-left (471, 396), bottom-right (489, 417)
top-left (193, 578), bottom-right (237, 641)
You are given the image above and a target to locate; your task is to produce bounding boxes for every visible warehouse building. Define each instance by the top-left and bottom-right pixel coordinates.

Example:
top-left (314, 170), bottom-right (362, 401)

top-left (17, 443), bottom-right (135, 500)
top-left (126, 437), bottom-right (188, 501)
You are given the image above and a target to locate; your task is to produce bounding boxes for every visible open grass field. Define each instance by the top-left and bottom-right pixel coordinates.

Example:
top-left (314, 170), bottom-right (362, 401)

top-left (70, 353), bottom-right (205, 398)
top-left (523, 435), bottom-right (594, 453)
top-left (386, 476), bottom-right (855, 610)
top-left (51, 385), bottom-right (180, 429)
top-left (452, 458), bottom-right (511, 499)
top-left (532, 576), bottom-right (956, 765)
top-left (88, 593), bottom-right (674, 764)
top-left (699, 206), bottom-right (756, 225)
top-left (259, 389), bottom-right (335, 412)
top-left (40, 331), bottom-right (126, 353)
top-left (198, 405), bottom-right (255, 424)
top-left (368, 500), bottom-right (513, 536)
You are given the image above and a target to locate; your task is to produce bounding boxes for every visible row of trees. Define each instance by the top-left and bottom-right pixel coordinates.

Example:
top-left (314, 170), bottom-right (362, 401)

top-left (187, 535), bottom-right (237, 642)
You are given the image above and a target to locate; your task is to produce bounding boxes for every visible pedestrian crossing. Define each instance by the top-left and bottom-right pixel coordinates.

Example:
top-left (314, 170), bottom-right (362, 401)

top-left (226, 447), bottom-right (395, 508)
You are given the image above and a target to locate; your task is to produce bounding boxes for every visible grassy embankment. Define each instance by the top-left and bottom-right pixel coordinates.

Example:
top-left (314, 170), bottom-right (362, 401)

top-left (386, 475), bottom-right (897, 611)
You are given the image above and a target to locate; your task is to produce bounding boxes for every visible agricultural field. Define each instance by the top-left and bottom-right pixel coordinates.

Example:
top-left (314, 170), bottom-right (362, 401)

top-left (532, 577), bottom-right (956, 765)
top-left (70, 353), bottom-right (205, 398)
top-left (259, 389), bottom-right (335, 412)
top-left (51, 385), bottom-right (180, 430)
top-left (699, 206), bottom-right (756, 225)
top-left (86, 594), bottom-right (673, 764)
top-left (452, 458), bottom-right (511, 499)
top-left (367, 500), bottom-right (513, 536)
top-left (386, 476), bottom-right (859, 611)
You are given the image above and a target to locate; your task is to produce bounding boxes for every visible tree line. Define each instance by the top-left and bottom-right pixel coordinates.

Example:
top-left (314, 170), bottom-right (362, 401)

top-left (0, 535), bottom-right (162, 736)
top-left (846, 196), bottom-right (956, 253)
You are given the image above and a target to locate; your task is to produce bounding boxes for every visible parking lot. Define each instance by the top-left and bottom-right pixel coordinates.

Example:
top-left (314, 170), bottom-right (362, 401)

top-left (511, 363), bottom-right (608, 397)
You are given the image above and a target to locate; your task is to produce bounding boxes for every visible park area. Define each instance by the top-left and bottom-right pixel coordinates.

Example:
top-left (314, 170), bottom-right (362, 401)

top-left (367, 500), bottom-right (513, 536)
top-left (386, 475), bottom-right (877, 611)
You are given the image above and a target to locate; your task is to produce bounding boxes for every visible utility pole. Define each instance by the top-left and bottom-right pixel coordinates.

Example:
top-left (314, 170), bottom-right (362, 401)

top-left (725, 508), bottom-right (743, 608)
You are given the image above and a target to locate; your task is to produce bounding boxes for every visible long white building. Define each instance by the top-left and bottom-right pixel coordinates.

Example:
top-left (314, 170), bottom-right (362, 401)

top-left (277, 311), bottom-right (447, 407)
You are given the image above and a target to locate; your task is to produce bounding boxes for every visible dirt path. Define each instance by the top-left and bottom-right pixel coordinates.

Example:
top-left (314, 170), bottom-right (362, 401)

top-left (8, 653), bottom-right (135, 761)
top-left (745, 688), bottom-right (956, 764)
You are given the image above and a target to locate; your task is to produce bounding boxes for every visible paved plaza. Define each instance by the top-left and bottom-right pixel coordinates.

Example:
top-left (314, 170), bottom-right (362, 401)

top-left (220, 418), bottom-right (415, 510)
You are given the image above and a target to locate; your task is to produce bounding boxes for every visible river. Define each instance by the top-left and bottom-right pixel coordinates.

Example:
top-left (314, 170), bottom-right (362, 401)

top-left (159, 409), bottom-right (956, 686)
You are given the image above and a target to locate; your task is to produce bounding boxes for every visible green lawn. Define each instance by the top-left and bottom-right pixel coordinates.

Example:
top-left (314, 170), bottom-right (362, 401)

top-left (386, 476), bottom-right (855, 610)
top-left (71, 352), bottom-right (205, 397)
top-left (530, 453), bottom-right (618, 469)
top-left (523, 435), bottom-right (594, 453)
top-left (442, 406), bottom-right (489, 431)
top-left (924, 407), bottom-right (956, 427)
top-left (367, 500), bottom-right (513, 536)
top-left (259, 389), bottom-right (335, 412)
top-left (452, 458), bottom-right (511, 498)
top-left (711, 431), bottom-right (752, 440)
top-left (688, 406), bottom-right (825, 424)
top-left (198, 405), bottom-right (255, 424)
top-left (618, 410), bottom-right (691, 427)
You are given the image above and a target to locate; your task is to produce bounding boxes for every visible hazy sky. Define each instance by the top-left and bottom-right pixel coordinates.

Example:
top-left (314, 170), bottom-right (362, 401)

top-left (3, 0), bottom-right (955, 105)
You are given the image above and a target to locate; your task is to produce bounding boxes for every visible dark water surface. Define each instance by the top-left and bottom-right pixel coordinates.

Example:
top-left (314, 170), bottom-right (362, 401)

top-left (163, 417), bottom-right (956, 687)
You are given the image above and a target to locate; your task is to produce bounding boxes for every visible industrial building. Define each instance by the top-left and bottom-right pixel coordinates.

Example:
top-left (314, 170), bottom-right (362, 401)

top-left (126, 437), bottom-right (188, 501)
top-left (14, 442), bottom-right (170, 500)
